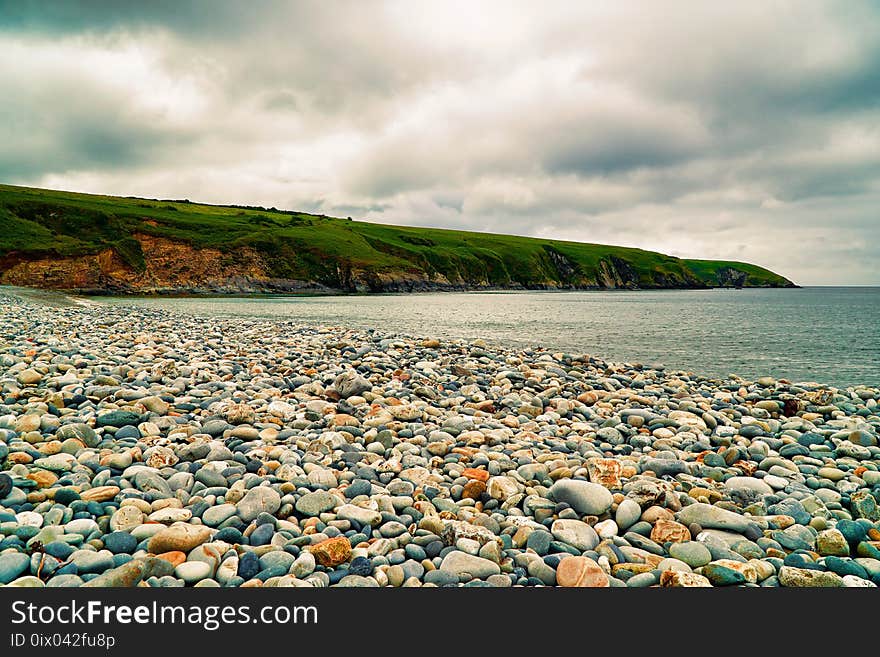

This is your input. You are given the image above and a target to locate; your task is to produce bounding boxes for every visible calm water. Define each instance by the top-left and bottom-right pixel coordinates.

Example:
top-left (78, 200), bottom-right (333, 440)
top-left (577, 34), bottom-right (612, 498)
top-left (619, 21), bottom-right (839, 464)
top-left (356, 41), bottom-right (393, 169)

top-left (97, 287), bottom-right (879, 388)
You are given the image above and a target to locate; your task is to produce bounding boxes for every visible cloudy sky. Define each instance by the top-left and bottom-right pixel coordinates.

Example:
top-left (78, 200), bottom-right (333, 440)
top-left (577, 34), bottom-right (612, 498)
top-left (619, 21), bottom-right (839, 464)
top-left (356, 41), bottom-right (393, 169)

top-left (1, 1), bottom-right (878, 284)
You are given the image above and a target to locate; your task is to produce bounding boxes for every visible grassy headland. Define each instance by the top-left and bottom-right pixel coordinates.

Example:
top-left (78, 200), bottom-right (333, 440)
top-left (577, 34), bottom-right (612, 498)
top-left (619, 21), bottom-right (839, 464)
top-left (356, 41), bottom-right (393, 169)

top-left (0, 184), bottom-right (795, 294)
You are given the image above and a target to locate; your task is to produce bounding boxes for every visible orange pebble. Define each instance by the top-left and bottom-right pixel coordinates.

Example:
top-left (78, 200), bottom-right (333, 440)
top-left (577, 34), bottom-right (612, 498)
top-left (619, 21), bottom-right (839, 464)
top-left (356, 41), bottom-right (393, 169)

top-left (155, 551), bottom-right (186, 567)
top-left (462, 468), bottom-right (490, 482)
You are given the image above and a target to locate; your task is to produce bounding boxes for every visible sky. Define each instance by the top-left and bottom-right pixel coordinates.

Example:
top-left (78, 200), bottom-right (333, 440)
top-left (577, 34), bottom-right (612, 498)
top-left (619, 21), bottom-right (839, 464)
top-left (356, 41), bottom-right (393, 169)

top-left (1, 1), bottom-right (878, 285)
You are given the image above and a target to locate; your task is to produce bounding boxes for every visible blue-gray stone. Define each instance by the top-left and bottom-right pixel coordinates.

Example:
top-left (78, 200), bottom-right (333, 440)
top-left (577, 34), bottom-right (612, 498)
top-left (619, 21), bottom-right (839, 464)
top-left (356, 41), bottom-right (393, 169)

top-left (52, 488), bottom-right (80, 505)
top-left (0, 551), bottom-right (30, 584)
top-left (47, 574), bottom-right (85, 587)
top-left (104, 532), bottom-right (138, 554)
top-left (44, 541), bottom-right (76, 560)
top-left (797, 432), bottom-right (826, 447)
top-left (70, 550), bottom-right (114, 574)
top-left (349, 556), bottom-right (372, 576)
top-left (837, 519), bottom-right (868, 545)
top-left (344, 479), bottom-right (372, 499)
top-left (826, 557), bottom-right (862, 582)
top-left (258, 551), bottom-right (294, 572)
top-left (401, 559), bottom-right (425, 580)
top-left (0, 473), bottom-right (12, 499)
top-left (424, 569), bottom-right (460, 586)
top-left (404, 544), bottom-right (426, 561)
top-left (96, 411), bottom-right (142, 428)
top-left (767, 499), bottom-right (810, 525)
top-left (249, 523), bottom-right (275, 547)
top-left (526, 530), bottom-right (552, 556)
top-left (114, 426), bottom-right (141, 440)
top-left (237, 551), bottom-right (261, 580)
top-left (215, 527), bottom-right (244, 544)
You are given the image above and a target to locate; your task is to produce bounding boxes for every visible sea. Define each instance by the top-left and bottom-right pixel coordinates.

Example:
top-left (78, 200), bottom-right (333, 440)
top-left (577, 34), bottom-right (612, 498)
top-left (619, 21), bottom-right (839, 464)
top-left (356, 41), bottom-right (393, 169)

top-left (93, 287), bottom-right (879, 389)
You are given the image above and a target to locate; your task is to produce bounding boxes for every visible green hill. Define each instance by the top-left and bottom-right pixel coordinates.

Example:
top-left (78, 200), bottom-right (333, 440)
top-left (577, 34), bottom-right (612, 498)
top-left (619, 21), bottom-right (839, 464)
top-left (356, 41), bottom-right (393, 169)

top-left (0, 184), bottom-right (795, 294)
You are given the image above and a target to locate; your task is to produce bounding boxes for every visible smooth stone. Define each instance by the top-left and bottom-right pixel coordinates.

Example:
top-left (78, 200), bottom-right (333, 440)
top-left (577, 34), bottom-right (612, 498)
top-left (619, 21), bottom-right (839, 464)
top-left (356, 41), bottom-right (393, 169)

top-left (549, 479), bottom-right (613, 516)
top-left (295, 491), bottom-right (338, 517)
top-left (176, 561), bottom-right (212, 584)
top-left (0, 552), bottom-right (30, 584)
top-left (202, 504), bottom-right (237, 527)
top-left (439, 551), bottom-right (501, 579)
top-left (669, 541), bottom-right (712, 568)
top-left (70, 550), bottom-right (115, 574)
top-left (81, 557), bottom-right (174, 587)
top-left (724, 476), bottom-right (773, 496)
top-left (551, 519), bottom-right (600, 551)
top-left (237, 551), bottom-right (261, 581)
top-left (104, 532), bottom-right (138, 554)
top-left (147, 523), bottom-right (212, 554)
top-left (291, 552), bottom-right (316, 578)
top-left (336, 504), bottom-right (382, 527)
top-left (615, 498), bottom-right (642, 530)
top-left (678, 503), bottom-right (756, 535)
top-left (236, 486), bottom-right (281, 522)
top-left (556, 556), bottom-right (609, 587)
top-left (334, 575), bottom-right (379, 588)
top-left (0, 474), bottom-right (12, 500)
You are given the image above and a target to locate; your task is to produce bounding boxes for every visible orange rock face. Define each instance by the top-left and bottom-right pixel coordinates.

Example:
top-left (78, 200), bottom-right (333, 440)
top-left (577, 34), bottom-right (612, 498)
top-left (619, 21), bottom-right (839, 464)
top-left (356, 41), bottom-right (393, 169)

top-left (650, 519), bottom-right (691, 544)
top-left (586, 458), bottom-right (622, 489)
top-left (462, 468), bottom-right (490, 483)
top-left (81, 486), bottom-right (121, 502)
top-left (155, 551), bottom-right (187, 568)
top-left (577, 392), bottom-right (599, 405)
top-left (462, 480), bottom-right (487, 500)
top-left (556, 556), bottom-right (610, 587)
top-left (27, 470), bottom-right (58, 488)
top-left (310, 536), bottom-right (352, 567)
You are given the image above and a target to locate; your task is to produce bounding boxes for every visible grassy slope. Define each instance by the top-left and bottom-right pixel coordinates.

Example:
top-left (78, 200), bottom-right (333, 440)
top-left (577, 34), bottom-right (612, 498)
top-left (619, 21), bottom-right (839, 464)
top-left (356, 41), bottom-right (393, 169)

top-left (0, 184), bottom-right (795, 289)
top-left (684, 258), bottom-right (793, 287)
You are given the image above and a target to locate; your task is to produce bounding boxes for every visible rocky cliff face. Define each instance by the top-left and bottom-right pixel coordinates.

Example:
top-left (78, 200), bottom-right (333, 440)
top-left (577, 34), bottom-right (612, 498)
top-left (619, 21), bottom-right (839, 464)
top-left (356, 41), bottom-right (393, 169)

top-left (714, 266), bottom-right (749, 287)
top-left (0, 233), bottom-right (769, 294)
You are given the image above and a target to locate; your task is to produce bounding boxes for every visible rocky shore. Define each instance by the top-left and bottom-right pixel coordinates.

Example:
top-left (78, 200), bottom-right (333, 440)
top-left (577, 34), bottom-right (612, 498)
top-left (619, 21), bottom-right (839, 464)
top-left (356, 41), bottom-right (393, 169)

top-left (1, 290), bottom-right (878, 588)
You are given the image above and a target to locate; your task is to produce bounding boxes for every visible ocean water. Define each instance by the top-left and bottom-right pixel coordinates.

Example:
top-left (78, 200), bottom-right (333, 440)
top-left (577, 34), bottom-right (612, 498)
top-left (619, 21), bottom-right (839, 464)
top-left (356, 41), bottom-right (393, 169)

top-left (96, 287), bottom-right (879, 388)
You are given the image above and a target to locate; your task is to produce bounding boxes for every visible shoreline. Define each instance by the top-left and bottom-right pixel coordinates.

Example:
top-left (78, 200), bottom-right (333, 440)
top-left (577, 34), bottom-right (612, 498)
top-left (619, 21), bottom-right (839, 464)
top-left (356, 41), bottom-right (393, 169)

top-left (0, 290), bottom-right (878, 589)
top-left (27, 282), bottom-right (799, 298)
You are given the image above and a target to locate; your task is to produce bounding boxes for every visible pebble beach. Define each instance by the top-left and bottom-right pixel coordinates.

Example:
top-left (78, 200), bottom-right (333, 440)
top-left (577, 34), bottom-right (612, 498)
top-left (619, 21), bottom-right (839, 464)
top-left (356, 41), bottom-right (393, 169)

top-left (1, 290), bottom-right (879, 588)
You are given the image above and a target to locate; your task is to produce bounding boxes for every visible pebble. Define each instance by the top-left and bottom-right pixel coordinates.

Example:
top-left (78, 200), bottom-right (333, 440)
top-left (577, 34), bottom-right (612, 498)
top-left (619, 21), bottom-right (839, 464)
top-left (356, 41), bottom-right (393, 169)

top-left (176, 561), bottom-right (212, 584)
top-left (551, 519), bottom-right (600, 551)
top-left (146, 523), bottom-right (211, 554)
top-left (236, 486), bottom-right (281, 522)
top-left (549, 479), bottom-right (613, 516)
top-left (779, 566), bottom-right (845, 588)
top-left (202, 504), bottom-right (237, 527)
top-left (439, 551), bottom-right (501, 579)
top-left (0, 473), bottom-right (12, 499)
top-left (669, 541), bottom-right (713, 568)
top-left (0, 552), bottom-right (30, 584)
top-left (104, 532), bottom-right (138, 554)
top-left (295, 491), bottom-right (338, 517)
top-left (615, 498), bottom-right (642, 530)
top-left (556, 556), bottom-right (609, 587)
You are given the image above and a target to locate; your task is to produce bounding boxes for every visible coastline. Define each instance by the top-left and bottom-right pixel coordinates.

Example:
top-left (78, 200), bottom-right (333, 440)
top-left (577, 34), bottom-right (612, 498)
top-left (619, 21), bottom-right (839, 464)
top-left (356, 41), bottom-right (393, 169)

top-left (3, 280), bottom-right (799, 298)
top-left (0, 289), bottom-right (878, 588)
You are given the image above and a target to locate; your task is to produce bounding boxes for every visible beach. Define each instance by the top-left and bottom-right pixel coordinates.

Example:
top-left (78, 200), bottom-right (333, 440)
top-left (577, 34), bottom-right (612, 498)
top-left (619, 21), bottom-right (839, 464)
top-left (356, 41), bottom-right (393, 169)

top-left (1, 289), bottom-right (879, 588)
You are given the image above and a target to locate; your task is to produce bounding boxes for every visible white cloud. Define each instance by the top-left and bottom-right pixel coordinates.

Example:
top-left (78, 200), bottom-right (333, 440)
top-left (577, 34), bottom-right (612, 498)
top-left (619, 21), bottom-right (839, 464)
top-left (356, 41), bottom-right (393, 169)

top-left (1, 1), bottom-right (878, 284)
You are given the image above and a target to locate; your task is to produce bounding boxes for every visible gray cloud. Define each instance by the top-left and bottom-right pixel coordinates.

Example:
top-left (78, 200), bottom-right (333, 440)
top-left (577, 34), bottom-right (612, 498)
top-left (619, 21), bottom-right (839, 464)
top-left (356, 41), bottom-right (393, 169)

top-left (0, 1), bottom-right (878, 284)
